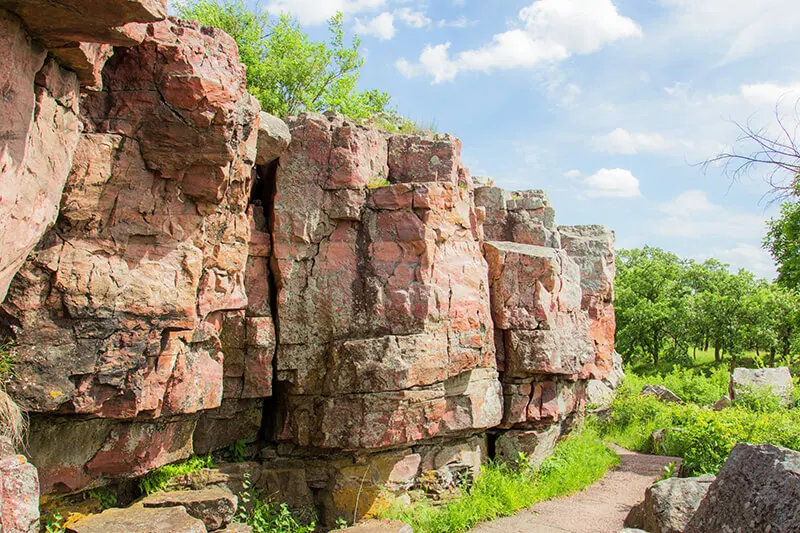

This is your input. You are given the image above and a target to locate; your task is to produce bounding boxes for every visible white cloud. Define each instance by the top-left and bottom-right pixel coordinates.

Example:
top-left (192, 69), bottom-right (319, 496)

top-left (583, 168), bottom-right (642, 197)
top-left (655, 190), bottom-right (766, 240)
top-left (354, 12), bottom-right (396, 40)
top-left (594, 128), bottom-right (678, 154)
top-left (395, 7), bottom-right (430, 28)
top-left (707, 244), bottom-right (777, 280)
top-left (265, 0), bottom-right (385, 25)
top-left (564, 169), bottom-right (582, 179)
top-left (396, 0), bottom-right (642, 83)
top-left (740, 82), bottom-right (800, 107)
top-left (437, 16), bottom-right (478, 29)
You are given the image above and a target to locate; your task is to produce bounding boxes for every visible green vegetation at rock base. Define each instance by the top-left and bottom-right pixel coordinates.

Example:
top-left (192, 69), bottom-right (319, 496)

top-left (138, 454), bottom-right (214, 495)
top-left (377, 427), bottom-right (619, 533)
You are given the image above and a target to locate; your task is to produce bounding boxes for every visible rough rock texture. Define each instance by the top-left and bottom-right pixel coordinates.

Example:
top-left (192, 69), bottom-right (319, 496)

top-left (0, 10), bottom-right (82, 303)
top-left (272, 113), bottom-right (501, 451)
top-left (0, 452), bottom-right (40, 533)
top-left (141, 487), bottom-right (238, 531)
top-left (0, 0), bottom-right (167, 88)
top-left (66, 505), bottom-right (207, 533)
top-left (685, 444), bottom-right (800, 533)
top-left (625, 475), bottom-right (715, 533)
top-left (641, 385), bottom-right (683, 404)
top-left (730, 366), bottom-right (795, 405)
top-left (560, 225), bottom-right (616, 377)
top-left (1, 17), bottom-right (262, 492)
top-left (256, 112), bottom-right (292, 166)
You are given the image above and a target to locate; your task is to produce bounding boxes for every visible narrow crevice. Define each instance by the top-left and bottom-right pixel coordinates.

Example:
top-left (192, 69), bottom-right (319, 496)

top-left (254, 159), bottom-right (281, 444)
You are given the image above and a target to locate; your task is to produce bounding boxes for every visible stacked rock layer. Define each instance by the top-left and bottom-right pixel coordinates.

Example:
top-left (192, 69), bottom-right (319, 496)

top-left (0, 5), bottom-right (616, 527)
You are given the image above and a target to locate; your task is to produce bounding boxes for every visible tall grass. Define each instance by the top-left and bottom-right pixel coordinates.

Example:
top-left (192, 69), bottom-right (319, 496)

top-left (378, 427), bottom-right (619, 533)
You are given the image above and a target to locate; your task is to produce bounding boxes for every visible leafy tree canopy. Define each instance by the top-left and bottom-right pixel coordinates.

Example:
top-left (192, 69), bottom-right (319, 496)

top-left (176, 0), bottom-right (392, 119)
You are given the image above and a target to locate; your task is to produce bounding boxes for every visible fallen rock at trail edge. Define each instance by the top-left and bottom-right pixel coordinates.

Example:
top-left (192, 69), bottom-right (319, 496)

top-left (684, 443), bottom-right (800, 533)
top-left (141, 486), bottom-right (238, 530)
top-left (66, 505), bottom-right (207, 533)
top-left (625, 475), bottom-right (714, 533)
top-left (640, 385), bottom-right (683, 404)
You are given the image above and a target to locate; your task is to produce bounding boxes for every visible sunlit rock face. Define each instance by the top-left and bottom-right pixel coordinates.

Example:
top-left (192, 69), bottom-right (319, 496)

top-left (0, 8), bottom-right (616, 520)
top-left (1, 17), bottom-right (262, 492)
top-left (271, 113), bottom-right (501, 451)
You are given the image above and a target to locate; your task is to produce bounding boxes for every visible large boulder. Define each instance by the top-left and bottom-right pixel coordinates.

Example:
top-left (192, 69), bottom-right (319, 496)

top-left (0, 1), bottom-right (167, 88)
top-left (2, 17), bottom-right (261, 492)
top-left (685, 444), bottom-right (800, 533)
top-left (641, 385), bottom-right (683, 404)
top-left (66, 505), bottom-right (207, 533)
top-left (625, 475), bottom-right (714, 533)
top-left (141, 487), bottom-right (238, 531)
top-left (729, 367), bottom-right (794, 405)
top-left (0, 452), bottom-right (40, 533)
top-left (271, 113), bottom-right (500, 451)
top-left (0, 10), bottom-right (81, 303)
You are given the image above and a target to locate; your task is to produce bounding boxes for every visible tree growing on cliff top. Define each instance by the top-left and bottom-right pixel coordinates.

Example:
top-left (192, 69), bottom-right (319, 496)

top-left (176, 0), bottom-right (391, 119)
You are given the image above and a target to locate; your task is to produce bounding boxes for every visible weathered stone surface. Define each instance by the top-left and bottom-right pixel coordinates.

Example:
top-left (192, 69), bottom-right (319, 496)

top-left (476, 188), bottom-right (560, 248)
top-left (272, 113), bottom-right (499, 450)
top-left (218, 525), bottom-right (253, 533)
top-left (2, 18), bottom-right (260, 492)
top-left (66, 505), bottom-right (207, 533)
top-left (0, 2), bottom-right (166, 89)
top-left (500, 378), bottom-right (586, 428)
top-left (560, 225), bottom-right (616, 378)
top-left (625, 475), bottom-right (714, 533)
top-left (141, 487), bottom-right (238, 531)
top-left (0, 10), bottom-right (82, 303)
top-left (730, 366), bottom-right (795, 405)
top-left (641, 385), bottom-right (683, 404)
top-left (0, 453), bottom-right (40, 533)
top-left (495, 425), bottom-right (561, 467)
top-left (605, 351), bottom-right (626, 389)
top-left (256, 112), bottom-right (291, 166)
top-left (685, 444), bottom-right (800, 533)
top-left (587, 379), bottom-right (614, 408)
top-left (337, 520), bottom-right (413, 533)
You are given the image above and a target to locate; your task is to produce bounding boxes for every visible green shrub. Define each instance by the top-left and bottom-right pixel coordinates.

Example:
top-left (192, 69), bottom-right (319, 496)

top-left (138, 455), bottom-right (214, 495)
top-left (0, 341), bottom-right (17, 378)
top-left (600, 367), bottom-right (800, 475)
top-left (378, 427), bottom-right (618, 533)
top-left (235, 473), bottom-right (316, 533)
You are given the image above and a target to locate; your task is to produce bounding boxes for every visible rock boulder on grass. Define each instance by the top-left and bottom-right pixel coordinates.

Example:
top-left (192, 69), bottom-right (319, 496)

top-left (66, 505), bottom-right (206, 533)
top-left (684, 443), bottom-right (800, 533)
top-left (625, 475), bottom-right (715, 533)
top-left (640, 385), bottom-right (683, 404)
top-left (141, 486), bottom-right (238, 530)
top-left (729, 367), bottom-right (794, 405)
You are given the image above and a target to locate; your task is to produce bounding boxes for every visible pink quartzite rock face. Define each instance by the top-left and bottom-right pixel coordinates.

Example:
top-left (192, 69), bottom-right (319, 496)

top-left (559, 225), bottom-right (616, 378)
top-left (272, 113), bottom-right (501, 450)
top-left (1, 18), bottom-right (261, 492)
top-left (0, 453), bottom-right (40, 533)
top-left (0, 10), bottom-right (81, 304)
top-left (0, 1), bottom-right (167, 88)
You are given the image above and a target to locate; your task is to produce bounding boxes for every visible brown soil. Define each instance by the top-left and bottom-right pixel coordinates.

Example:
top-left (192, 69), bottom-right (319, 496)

top-left (469, 446), bottom-right (678, 533)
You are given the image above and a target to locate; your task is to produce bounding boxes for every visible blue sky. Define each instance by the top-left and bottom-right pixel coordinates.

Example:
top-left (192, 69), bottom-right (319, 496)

top-left (255, 0), bottom-right (800, 279)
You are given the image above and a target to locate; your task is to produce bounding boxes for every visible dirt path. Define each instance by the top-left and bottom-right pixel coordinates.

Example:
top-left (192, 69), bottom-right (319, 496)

top-left (469, 446), bottom-right (678, 533)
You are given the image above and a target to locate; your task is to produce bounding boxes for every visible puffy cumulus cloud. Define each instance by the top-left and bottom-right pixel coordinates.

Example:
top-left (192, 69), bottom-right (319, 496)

top-left (395, 7), bottom-right (431, 28)
top-left (655, 190), bottom-right (766, 241)
top-left (564, 169), bottom-right (582, 179)
top-left (583, 168), bottom-right (642, 197)
top-left (396, 43), bottom-right (460, 83)
top-left (265, 0), bottom-right (385, 26)
top-left (706, 244), bottom-right (778, 280)
top-left (354, 11), bottom-right (396, 40)
top-left (593, 128), bottom-right (680, 154)
top-left (396, 0), bottom-right (641, 83)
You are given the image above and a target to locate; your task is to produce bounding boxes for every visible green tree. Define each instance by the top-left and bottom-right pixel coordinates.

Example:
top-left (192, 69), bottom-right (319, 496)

top-left (176, 0), bottom-right (391, 119)
top-left (766, 200), bottom-right (800, 289)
